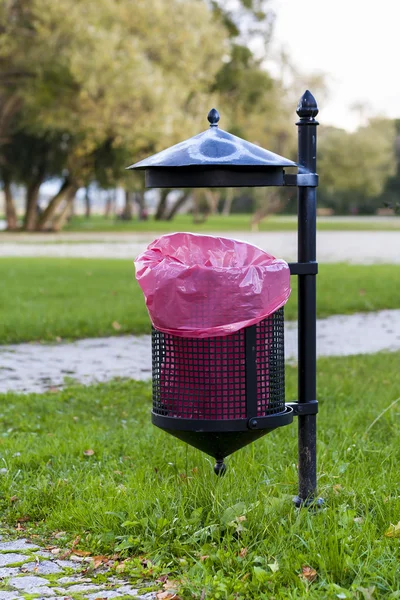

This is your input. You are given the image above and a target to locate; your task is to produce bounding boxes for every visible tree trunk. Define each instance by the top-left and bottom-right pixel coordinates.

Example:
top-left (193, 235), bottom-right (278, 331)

top-left (36, 178), bottom-right (74, 230)
top-left (52, 188), bottom-right (77, 232)
top-left (24, 175), bottom-right (44, 231)
top-left (84, 188), bottom-right (91, 218)
top-left (205, 190), bottom-right (220, 215)
top-left (3, 175), bottom-right (18, 230)
top-left (165, 192), bottom-right (191, 221)
top-left (154, 189), bottom-right (170, 220)
top-left (121, 190), bottom-right (133, 220)
top-left (222, 189), bottom-right (234, 216)
top-left (135, 191), bottom-right (145, 219)
top-left (104, 191), bottom-right (112, 218)
top-left (251, 191), bottom-right (287, 231)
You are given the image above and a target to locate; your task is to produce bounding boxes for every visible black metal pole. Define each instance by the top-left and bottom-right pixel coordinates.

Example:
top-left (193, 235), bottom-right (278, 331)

top-left (293, 91), bottom-right (322, 507)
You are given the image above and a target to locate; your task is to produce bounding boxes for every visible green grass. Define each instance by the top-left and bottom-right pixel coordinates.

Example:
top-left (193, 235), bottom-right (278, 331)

top-left (0, 258), bottom-right (399, 344)
top-left (0, 352), bottom-right (399, 598)
top-left (58, 214), bottom-right (400, 233)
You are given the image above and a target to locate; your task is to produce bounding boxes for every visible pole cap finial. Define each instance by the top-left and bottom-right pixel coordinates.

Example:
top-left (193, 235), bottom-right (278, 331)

top-left (207, 108), bottom-right (220, 127)
top-left (297, 90), bottom-right (319, 119)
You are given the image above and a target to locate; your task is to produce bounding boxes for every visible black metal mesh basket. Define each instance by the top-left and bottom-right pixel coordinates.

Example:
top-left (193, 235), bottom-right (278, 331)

top-left (152, 308), bottom-right (285, 422)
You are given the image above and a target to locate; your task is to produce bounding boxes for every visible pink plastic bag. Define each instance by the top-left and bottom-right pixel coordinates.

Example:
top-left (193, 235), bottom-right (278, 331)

top-left (134, 232), bottom-right (291, 338)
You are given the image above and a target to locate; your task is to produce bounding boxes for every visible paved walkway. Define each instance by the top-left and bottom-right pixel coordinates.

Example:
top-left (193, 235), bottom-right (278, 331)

top-left (1, 231), bottom-right (400, 263)
top-left (0, 536), bottom-right (155, 599)
top-left (1, 309), bottom-right (400, 394)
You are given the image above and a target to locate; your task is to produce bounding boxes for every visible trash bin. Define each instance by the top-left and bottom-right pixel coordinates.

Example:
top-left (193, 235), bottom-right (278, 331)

top-left (135, 233), bottom-right (293, 473)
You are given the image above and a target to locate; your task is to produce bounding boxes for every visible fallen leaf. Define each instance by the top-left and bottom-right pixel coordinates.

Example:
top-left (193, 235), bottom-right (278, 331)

top-left (50, 548), bottom-right (62, 555)
top-left (112, 321), bottom-right (122, 331)
top-left (71, 536), bottom-right (81, 549)
top-left (163, 580), bottom-right (180, 590)
top-left (92, 555), bottom-right (109, 569)
top-left (199, 555), bottom-right (209, 562)
top-left (268, 560), bottom-right (279, 573)
top-left (73, 550), bottom-right (91, 557)
top-left (299, 566), bottom-right (317, 583)
top-left (384, 522), bottom-right (400, 538)
top-left (17, 516), bottom-right (30, 522)
top-left (56, 336), bottom-right (62, 342)
top-left (83, 449), bottom-right (95, 456)
top-left (239, 547), bottom-right (247, 558)
top-left (156, 592), bottom-right (182, 600)
top-left (333, 484), bottom-right (342, 494)
top-left (10, 496), bottom-right (18, 503)
top-left (54, 531), bottom-right (67, 539)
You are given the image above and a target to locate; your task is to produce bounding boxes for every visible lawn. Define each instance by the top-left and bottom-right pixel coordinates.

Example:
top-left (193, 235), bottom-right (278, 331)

top-left (0, 352), bottom-right (399, 598)
top-left (0, 258), bottom-right (399, 344)
top-left (60, 214), bottom-right (400, 233)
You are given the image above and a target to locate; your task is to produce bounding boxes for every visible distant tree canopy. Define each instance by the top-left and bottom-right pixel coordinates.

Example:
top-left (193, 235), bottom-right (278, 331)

top-left (0, 0), bottom-right (397, 230)
top-left (318, 119), bottom-right (396, 214)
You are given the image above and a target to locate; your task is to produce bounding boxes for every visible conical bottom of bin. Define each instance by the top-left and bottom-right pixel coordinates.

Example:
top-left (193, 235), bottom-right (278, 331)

top-left (160, 427), bottom-right (279, 461)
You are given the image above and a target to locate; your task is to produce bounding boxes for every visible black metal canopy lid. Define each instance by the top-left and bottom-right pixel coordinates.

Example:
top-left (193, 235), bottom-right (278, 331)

top-left (128, 109), bottom-right (296, 170)
top-left (127, 109), bottom-right (297, 188)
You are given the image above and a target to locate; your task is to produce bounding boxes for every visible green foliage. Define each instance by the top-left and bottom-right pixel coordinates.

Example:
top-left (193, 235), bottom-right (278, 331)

top-left (0, 352), bottom-right (400, 598)
top-left (319, 120), bottom-right (396, 214)
top-left (1, 257), bottom-right (400, 344)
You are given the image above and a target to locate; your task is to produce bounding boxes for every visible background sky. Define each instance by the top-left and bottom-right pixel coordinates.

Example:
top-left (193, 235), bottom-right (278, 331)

top-left (268, 0), bottom-right (400, 130)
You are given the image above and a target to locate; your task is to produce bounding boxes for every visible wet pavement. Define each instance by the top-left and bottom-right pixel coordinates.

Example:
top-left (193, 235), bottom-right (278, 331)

top-left (0, 536), bottom-right (155, 598)
top-left (1, 309), bottom-right (400, 394)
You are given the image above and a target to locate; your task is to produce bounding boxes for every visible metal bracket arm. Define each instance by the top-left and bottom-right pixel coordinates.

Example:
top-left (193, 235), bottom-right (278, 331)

top-left (286, 400), bottom-right (319, 416)
top-left (288, 262), bottom-right (318, 275)
top-left (284, 173), bottom-right (319, 187)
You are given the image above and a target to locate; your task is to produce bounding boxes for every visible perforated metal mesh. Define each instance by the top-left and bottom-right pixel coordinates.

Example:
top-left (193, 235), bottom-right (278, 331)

top-left (152, 308), bottom-right (285, 420)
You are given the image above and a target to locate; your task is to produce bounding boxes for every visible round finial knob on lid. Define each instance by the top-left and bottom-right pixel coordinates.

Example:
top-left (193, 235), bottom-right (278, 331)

top-left (297, 90), bottom-right (319, 119)
top-left (207, 108), bottom-right (220, 127)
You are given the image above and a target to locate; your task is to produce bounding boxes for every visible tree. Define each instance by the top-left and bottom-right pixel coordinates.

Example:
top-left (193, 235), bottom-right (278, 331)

top-left (318, 119), bottom-right (396, 214)
top-left (0, 0), bottom-right (226, 230)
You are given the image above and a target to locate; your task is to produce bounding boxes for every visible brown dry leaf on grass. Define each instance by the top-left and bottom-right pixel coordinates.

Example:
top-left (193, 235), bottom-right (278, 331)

top-left (239, 547), bottom-right (248, 558)
top-left (155, 579), bottom-right (183, 599)
top-left (10, 496), bottom-right (18, 503)
top-left (54, 531), bottom-right (67, 539)
top-left (384, 522), bottom-right (400, 538)
top-left (72, 550), bottom-right (91, 557)
top-left (163, 581), bottom-right (181, 590)
top-left (92, 555), bottom-right (110, 569)
top-left (112, 321), bottom-right (122, 331)
top-left (83, 449), bottom-right (95, 456)
top-left (299, 566), bottom-right (317, 583)
top-left (156, 592), bottom-right (182, 600)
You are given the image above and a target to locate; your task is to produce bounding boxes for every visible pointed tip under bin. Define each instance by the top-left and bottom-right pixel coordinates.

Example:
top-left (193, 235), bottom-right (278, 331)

top-left (297, 90), bottom-right (319, 119)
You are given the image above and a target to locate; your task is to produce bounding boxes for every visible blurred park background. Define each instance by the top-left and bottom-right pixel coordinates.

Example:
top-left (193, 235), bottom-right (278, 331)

top-left (1, 0), bottom-right (400, 234)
